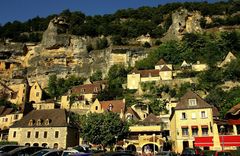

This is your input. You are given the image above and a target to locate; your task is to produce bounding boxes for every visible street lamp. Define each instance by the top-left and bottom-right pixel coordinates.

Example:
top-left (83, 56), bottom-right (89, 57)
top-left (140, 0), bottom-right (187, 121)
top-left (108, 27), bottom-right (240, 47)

top-left (220, 125), bottom-right (225, 151)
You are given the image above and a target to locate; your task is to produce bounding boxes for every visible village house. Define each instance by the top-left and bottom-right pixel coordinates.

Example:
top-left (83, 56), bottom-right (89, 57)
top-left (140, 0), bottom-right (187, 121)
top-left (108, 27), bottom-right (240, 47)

top-left (29, 82), bottom-right (43, 103)
top-left (89, 99), bottom-right (126, 119)
top-left (0, 106), bottom-right (23, 141)
top-left (218, 51), bottom-right (237, 67)
top-left (170, 91), bottom-right (215, 153)
top-left (32, 100), bottom-right (59, 110)
top-left (191, 61), bottom-right (208, 72)
top-left (127, 59), bottom-right (173, 90)
top-left (61, 82), bottom-right (103, 110)
top-left (8, 109), bottom-right (79, 149)
top-left (123, 114), bottom-right (167, 154)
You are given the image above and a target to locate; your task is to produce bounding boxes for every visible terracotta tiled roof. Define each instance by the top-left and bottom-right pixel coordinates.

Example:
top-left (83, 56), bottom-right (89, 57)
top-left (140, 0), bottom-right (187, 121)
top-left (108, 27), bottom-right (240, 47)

top-left (100, 99), bottom-right (125, 113)
top-left (71, 83), bottom-right (101, 94)
top-left (131, 69), bottom-right (160, 77)
top-left (11, 109), bottom-right (69, 128)
top-left (125, 107), bottom-right (140, 120)
top-left (175, 90), bottom-right (212, 110)
top-left (160, 65), bottom-right (172, 71)
top-left (156, 59), bottom-right (166, 65)
top-left (226, 103), bottom-right (240, 116)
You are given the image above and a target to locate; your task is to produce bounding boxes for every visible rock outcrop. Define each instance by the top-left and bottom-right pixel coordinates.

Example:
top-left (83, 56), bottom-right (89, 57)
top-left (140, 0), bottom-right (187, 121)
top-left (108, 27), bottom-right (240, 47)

top-left (41, 16), bottom-right (70, 49)
top-left (162, 9), bottom-right (202, 41)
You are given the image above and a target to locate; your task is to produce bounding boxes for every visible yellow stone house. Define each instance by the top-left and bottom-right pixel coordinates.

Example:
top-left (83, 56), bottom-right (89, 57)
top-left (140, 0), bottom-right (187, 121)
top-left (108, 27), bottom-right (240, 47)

top-left (170, 90), bottom-right (214, 153)
top-left (127, 59), bottom-right (173, 90)
top-left (29, 82), bottom-right (43, 103)
top-left (8, 109), bottom-right (79, 149)
top-left (0, 106), bottom-right (23, 141)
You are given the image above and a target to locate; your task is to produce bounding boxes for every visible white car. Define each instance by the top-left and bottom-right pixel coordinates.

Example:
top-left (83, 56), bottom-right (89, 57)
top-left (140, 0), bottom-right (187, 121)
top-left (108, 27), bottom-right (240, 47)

top-left (61, 149), bottom-right (81, 156)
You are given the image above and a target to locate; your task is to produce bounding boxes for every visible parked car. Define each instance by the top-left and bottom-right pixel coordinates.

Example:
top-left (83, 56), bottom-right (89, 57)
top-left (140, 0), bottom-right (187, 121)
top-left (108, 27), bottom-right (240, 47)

top-left (213, 151), bottom-right (232, 156)
top-left (0, 145), bottom-right (22, 155)
top-left (100, 152), bottom-right (136, 156)
top-left (61, 149), bottom-right (80, 156)
top-left (156, 151), bottom-right (177, 156)
top-left (31, 149), bottom-right (63, 156)
top-left (181, 148), bottom-right (204, 156)
top-left (4, 146), bottom-right (45, 156)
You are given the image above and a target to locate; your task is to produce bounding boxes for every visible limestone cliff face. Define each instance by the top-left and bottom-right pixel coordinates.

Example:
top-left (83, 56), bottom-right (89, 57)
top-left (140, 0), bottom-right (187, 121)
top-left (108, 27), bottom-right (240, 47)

top-left (41, 17), bottom-right (70, 49)
top-left (162, 9), bottom-right (202, 41)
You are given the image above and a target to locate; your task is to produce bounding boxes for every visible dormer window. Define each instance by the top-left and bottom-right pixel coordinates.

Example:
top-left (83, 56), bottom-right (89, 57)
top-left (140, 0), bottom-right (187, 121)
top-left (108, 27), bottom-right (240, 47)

top-left (94, 87), bottom-right (98, 92)
top-left (148, 73), bottom-right (151, 77)
top-left (36, 119), bottom-right (42, 126)
top-left (109, 104), bottom-right (113, 111)
top-left (188, 99), bottom-right (197, 106)
top-left (81, 88), bottom-right (85, 93)
top-left (28, 119), bottom-right (35, 126)
top-left (45, 119), bottom-right (51, 125)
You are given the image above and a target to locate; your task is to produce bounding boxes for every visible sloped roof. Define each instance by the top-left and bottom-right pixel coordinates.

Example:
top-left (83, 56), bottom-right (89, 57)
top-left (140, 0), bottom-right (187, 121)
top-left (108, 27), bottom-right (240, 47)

top-left (100, 99), bottom-right (125, 113)
top-left (125, 107), bottom-right (140, 120)
top-left (156, 59), bottom-right (166, 65)
top-left (11, 109), bottom-right (69, 128)
top-left (142, 113), bottom-right (162, 124)
top-left (131, 69), bottom-right (160, 77)
top-left (160, 65), bottom-right (172, 71)
top-left (226, 103), bottom-right (240, 116)
top-left (0, 106), bottom-right (15, 117)
top-left (212, 106), bottom-right (220, 117)
top-left (71, 83), bottom-right (101, 94)
top-left (175, 90), bottom-right (212, 110)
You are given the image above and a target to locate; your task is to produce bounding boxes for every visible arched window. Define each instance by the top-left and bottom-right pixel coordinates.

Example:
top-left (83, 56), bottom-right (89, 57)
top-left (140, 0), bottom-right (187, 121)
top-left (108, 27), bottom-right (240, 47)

top-left (53, 143), bottom-right (58, 149)
top-left (36, 119), bottom-right (42, 126)
top-left (42, 143), bottom-right (48, 148)
top-left (108, 104), bottom-right (113, 111)
top-left (25, 143), bottom-right (30, 146)
top-left (33, 143), bottom-right (39, 147)
top-left (28, 119), bottom-right (35, 126)
top-left (45, 119), bottom-right (51, 125)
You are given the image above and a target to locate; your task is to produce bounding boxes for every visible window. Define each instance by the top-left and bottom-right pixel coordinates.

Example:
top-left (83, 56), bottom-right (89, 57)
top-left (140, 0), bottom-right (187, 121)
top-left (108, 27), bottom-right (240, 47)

top-left (201, 111), bottom-right (207, 118)
top-left (55, 131), bottom-right (59, 138)
top-left (13, 131), bottom-right (16, 138)
top-left (189, 99), bottom-right (197, 106)
top-left (28, 119), bottom-right (35, 126)
top-left (34, 85), bottom-right (37, 89)
top-left (108, 104), bottom-right (113, 111)
top-left (36, 92), bottom-right (40, 97)
top-left (4, 118), bottom-right (8, 122)
top-left (192, 113), bottom-right (196, 119)
top-left (192, 128), bottom-right (198, 136)
top-left (35, 132), bottom-right (39, 138)
top-left (14, 114), bottom-right (18, 120)
top-left (45, 119), bottom-right (50, 125)
top-left (44, 131), bottom-right (47, 138)
top-left (181, 112), bottom-right (187, 120)
top-left (95, 106), bottom-right (98, 110)
top-left (37, 119), bottom-right (42, 126)
top-left (182, 128), bottom-right (189, 136)
top-left (94, 87), bottom-right (98, 92)
top-left (202, 128), bottom-right (208, 135)
top-left (81, 89), bottom-right (85, 93)
top-left (27, 131), bottom-right (31, 138)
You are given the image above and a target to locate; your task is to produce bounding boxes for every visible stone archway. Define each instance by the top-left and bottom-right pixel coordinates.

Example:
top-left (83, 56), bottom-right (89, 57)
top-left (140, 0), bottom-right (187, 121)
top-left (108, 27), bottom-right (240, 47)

top-left (127, 144), bottom-right (137, 152)
top-left (33, 143), bottom-right (39, 147)
top-left (142, 143), bottom-right (159, 154)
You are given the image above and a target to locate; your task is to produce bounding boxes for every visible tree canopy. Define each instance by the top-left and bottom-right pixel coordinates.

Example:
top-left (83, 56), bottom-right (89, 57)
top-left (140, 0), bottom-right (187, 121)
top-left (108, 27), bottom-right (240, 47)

top-left (80, 112), bottom-right (129, 149)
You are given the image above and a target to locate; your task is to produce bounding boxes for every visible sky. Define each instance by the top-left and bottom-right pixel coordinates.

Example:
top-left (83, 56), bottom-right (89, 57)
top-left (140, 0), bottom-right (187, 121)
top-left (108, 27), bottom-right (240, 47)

top-left (0, 0), bottom-right (219, 25)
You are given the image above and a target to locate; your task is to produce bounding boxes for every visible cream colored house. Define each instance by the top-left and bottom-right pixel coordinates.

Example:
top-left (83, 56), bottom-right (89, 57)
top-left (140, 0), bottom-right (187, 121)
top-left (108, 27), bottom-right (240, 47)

top-left (32, 100), bottom-right (57, 110)
top-left (61, 83), bottom-right (102, 110)
top-left (191, 61), bottom-right (208, 72)
top-left (8, 109), bottom-right (79, 149)
top-left (89, 99), bottom-right (125, 119)
top-left (29, 82), bottom-right (43, 103)
top-left (123, 114), bottom-right (166, 153)
top-left (8, 80), bottom-right (28, 105)
top-left (170, 91), bottom-right (214, 153)
top-left (127, 66), bottom-right (172, 90)
top-left (155, 59), bottom-right (173, 70)
top-left (218, 52), bottom-right (237, 67)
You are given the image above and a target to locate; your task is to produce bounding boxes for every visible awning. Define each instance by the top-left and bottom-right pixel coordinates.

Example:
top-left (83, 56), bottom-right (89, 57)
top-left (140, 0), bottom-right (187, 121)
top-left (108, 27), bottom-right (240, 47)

top-left (219, 136), bottom-right (240, 146)
top-left (191, 125), bottom-right (198, 128)
top-left (194, 136), bottom-right (213, 147)
top-left (181, 126), bottom-right (188, 128)
top-left (201, 125), bottom-right (208, 128)
top-left (227, 119), bottom-right (240, 125)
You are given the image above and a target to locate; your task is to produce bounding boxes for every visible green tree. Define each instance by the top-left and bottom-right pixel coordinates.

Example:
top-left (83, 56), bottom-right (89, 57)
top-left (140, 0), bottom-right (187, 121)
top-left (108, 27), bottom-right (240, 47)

top-left (149, 99), bottom-right (167, 115)
top-left (90, 70), bottom-right (102, 82)
top-left (80, 112), bottom-right (129, 149)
